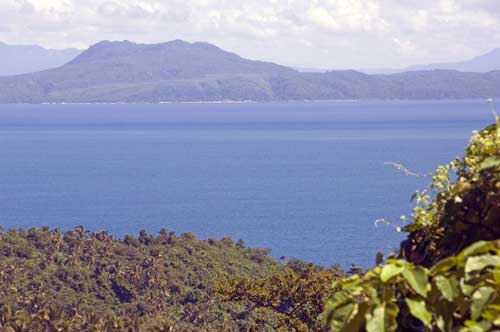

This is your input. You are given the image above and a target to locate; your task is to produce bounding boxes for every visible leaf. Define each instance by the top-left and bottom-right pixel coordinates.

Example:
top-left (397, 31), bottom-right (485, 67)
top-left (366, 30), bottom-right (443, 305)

top-left (482, 306), bottom-right (500, 325)
top-left (402, 267), bottom-right (429, 298)
top-left (464, 319), bottom-right (493, 332)
top-left (365, 302), bottom-right (399, 332)
top-left (459, 241), bottom-right (496, 260)
top-left (436, 316), bottom-right (446, 332)
top-left (460, 278), bottom-right (475, 297)
top-left (344, 302), bottom-right (369, 332)
top-left (478, 156), bottom-right (500, 171)
top-left (325, 302), bottom-right (356, 332)
top-left (405, 298), bottom-right (432, 328)
top-left (434, 275), bottom-right (459, 301)
top-left (465, 254), bottom-right (500, 274)
top-left (494, 270), bottom-right (500, 285)
top-left (430, 257), bottom-right (457, 275)
top-left (471, 287), bottom-right (495, 320)
top-left (380, 264), bottom-right (405, 282)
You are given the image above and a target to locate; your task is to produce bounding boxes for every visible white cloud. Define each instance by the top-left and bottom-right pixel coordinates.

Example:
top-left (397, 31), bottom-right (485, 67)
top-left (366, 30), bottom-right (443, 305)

top-left (307, 1), bottom-right (387, 33)
top-left (0, 0), bottom-right (499, 69)
top-left (307, 6), bottom-right (341, 31)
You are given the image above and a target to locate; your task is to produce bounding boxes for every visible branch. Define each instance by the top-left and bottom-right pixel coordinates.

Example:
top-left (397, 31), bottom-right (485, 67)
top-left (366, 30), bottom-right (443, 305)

top-left (384, 162), bottom-right (432, 178)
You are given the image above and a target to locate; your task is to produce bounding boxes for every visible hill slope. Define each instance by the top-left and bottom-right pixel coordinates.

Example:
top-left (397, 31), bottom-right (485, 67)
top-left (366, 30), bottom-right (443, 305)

top-left (1, 40), bottom-right (500, 102)
top-left (408, 47), bottom-right (500, 72)
top-left (0, 227), bottom-right (283, 331)
top-left (0, 42), bottom-right (81, 76)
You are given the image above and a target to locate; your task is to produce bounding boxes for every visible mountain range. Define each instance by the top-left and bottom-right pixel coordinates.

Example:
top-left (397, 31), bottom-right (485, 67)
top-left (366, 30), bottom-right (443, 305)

top-left (0, 42), bottom-right (82, 76)
top-left (359, 47), bottom-right (500, 74)
top-left (406, 47), bottom-right (500, 72)
top-left (0, 40), bottom-right (500, 103)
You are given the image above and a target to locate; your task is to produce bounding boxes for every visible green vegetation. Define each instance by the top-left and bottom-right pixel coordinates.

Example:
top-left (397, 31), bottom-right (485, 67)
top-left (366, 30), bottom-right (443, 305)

top-left (0, 228), bottom-right (282, 331)
top-left (323, 241), bottom-right (499, 332)
top-left (1, 121), bottom-right (499, 332)
top-left (215, 261), bottom-right (343, 332)
top-left (323, 121), bottom-right (500, 332)
top-left (217, 121), bottom-right (500, 332)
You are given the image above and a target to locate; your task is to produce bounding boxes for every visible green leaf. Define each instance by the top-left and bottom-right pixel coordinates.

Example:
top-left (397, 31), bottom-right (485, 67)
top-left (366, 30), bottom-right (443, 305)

top-left (465, 254), bottom-right (500, 274)
top-left (459, 241), bottom-right (496, 260)
top-left (345, 302), bottom-right (370, 332)
top-left (494, 270), bottom-right (500, 285)
top-left (471, 287), bottom-right (495, 320)
top-left (464, 320), bottom-right (493, 332)
top-left (478, 156), bottom-right (500, 171)
top-left (402, 267), bottom-right (429, 298)
top-left (326, 303), bottom-right (357, 332)
top-left (482, 306), bottom-right (500, 325)
top-left (430, 257), bottom-right (457, 275)
top-left (405, 298), bottom-right (432, 328)
top-left (460, 278), bottom-right (475, 297)
top-left (434, 275), bottom-right (459, 301)
top-left (380, 264), bottom-right (405, 282)
top-left (436, 316), bottom-right (446, 332)
top-left (365, 302), bottom-right (399, 332)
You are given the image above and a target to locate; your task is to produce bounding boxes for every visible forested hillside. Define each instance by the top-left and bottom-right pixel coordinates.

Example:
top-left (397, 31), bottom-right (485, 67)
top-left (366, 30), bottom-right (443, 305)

top-left (0, 226), bottom-right (339, 331)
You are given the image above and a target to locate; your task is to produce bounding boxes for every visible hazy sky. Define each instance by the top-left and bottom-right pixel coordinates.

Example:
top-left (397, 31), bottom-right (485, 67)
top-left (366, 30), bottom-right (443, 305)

top-left (1, 0), bottom-right (500, 69)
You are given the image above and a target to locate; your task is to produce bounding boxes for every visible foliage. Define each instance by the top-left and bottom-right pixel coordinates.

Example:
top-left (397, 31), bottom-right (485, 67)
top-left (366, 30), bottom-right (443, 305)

top-left (323, 240), bottom-right (500, 332)
top-left (401, 121), bottom-right (500, 267)
top-left (324, 121), bottom-right (500, 332)
top-left (0, 227), bottom-right (279, 331)
top-left (215, 260), bottom-right (344, 332)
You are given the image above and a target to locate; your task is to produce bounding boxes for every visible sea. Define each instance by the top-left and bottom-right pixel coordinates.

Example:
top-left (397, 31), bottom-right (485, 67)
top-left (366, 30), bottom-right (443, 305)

top-left (0, 100), bottom-right (494, 268)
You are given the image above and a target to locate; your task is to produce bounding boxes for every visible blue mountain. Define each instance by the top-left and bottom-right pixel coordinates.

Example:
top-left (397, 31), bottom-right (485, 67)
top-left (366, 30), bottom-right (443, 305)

top-left (0, 40), bottom-right (499, 103)
top-left (0, 42), bottom-right (81, 76)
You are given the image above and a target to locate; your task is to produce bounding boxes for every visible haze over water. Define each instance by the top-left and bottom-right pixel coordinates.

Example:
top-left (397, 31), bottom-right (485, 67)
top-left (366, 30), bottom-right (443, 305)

top-left (0, 100), bottom-right (493, 268)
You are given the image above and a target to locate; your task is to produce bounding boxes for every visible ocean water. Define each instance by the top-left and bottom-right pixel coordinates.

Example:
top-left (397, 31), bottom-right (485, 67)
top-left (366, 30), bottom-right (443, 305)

top-left (0, 100), bottom-right (494, 268)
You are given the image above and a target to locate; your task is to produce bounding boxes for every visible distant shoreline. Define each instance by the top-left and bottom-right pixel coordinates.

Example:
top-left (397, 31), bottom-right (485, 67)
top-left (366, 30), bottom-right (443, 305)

top-left (16, 97), bottom-right (493, 106)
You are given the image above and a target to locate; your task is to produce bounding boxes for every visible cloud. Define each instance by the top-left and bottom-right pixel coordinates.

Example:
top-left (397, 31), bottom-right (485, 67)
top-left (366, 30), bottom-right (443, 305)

top-left (14, 0), bottom-right (35, 13)
top-left (307, 7), bottom-right (340, 31)
top-left (307, 1), bottom-right (387, 33)
top-left (0, 0), bottom-right (499, 69)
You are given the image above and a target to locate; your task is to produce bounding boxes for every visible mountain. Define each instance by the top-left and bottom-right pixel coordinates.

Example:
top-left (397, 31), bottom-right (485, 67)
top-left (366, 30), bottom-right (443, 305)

top-left (360, 47), bottom-right (500, 74)
top-left (293, 66), bottom-right (329, 73)
top-left (68, 40), bottom-right (293, 77)
top-left (407, 47), bottom-right (500, 72)
top-left (0, 40), bottom-right (500, 103)
top-left (0, 42), bottom-right (82, 76)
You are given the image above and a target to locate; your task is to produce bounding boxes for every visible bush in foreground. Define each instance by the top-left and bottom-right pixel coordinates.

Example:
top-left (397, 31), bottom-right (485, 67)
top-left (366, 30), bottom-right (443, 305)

top-left (323, 120), bottom-right (500, 332)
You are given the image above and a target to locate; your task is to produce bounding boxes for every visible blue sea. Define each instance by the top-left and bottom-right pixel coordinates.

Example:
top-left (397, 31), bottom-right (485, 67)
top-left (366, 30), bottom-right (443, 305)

top-left (0, 100), bottom-right (494, 268)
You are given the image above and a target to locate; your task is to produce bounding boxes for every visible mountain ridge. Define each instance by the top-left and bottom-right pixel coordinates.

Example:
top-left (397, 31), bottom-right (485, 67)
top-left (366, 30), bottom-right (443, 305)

top-left (358, 46), bottom-right (500, 74)
top-left (407, 47), bottom-right (500, 72)
top-left (0, 42), bottom-right (82, 76)
top-left (1, 40), bottom-right (500, 103)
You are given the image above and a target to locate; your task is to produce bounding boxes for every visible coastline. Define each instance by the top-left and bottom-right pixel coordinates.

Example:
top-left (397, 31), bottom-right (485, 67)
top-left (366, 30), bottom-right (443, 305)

top-left (10, 97), bottom-right (494, 106)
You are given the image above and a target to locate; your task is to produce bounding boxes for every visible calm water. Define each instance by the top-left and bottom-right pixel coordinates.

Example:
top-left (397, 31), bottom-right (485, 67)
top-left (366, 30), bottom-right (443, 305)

top-left (0, 100), bottom-right (493, 268)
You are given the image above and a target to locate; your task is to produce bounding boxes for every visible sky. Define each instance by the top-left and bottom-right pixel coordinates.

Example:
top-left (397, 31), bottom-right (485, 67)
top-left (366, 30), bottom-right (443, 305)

top-left (1, 0), bottom-right (500, 69)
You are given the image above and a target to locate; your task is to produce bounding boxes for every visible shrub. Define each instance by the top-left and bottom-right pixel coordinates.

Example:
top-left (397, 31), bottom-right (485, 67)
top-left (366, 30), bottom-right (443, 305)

top-left (324, 121), bottom-right (500, 332)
